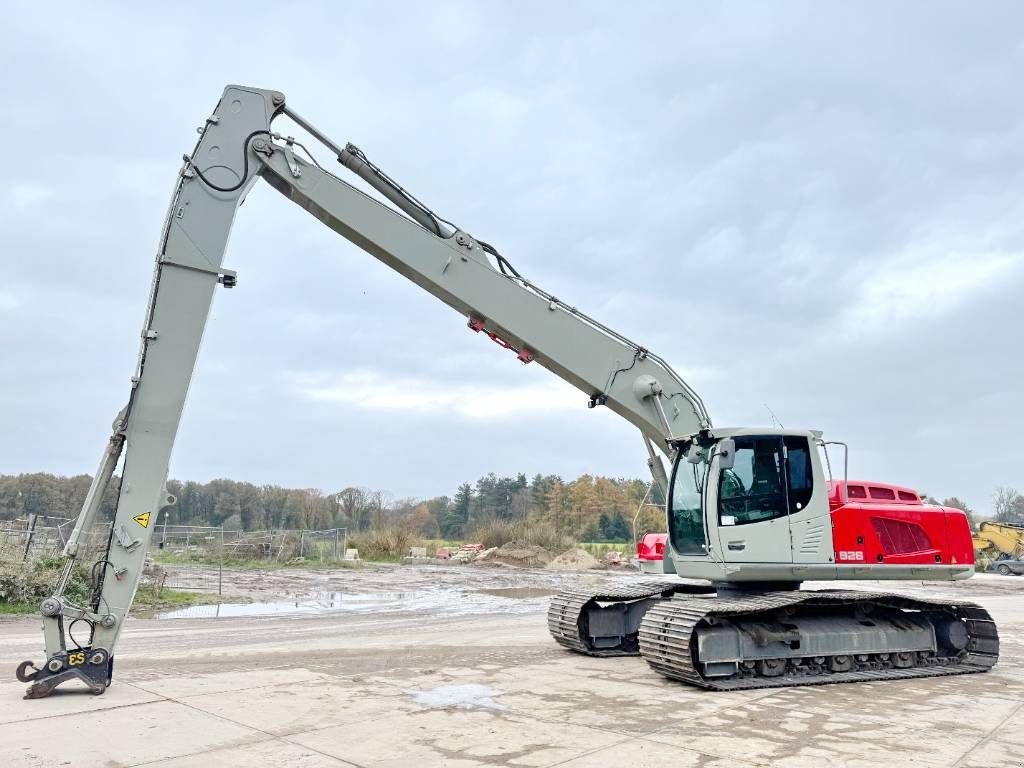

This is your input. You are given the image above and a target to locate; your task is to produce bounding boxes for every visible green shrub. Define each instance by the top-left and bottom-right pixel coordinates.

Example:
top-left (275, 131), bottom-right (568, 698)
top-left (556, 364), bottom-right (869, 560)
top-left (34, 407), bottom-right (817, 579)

top-left (348, 526), bottom-right (421, 561)
top-left (0, 556), bottom-right (91, 609)
top-left (467, 520), bottom-right (576, 553)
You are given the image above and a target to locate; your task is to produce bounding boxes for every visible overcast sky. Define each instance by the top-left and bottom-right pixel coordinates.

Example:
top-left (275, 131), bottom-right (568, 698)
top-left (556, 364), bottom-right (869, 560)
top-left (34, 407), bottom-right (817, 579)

top-left (1, 2), bottom-right (1021, 514)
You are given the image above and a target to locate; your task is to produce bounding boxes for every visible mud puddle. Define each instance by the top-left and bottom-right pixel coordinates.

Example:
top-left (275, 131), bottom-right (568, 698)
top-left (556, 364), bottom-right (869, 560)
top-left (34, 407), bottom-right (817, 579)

top-left (477, 587), bottom-right (556, 599)
top-left (158, 590), bottom-right (424, 619)
top-left (158, 583), bottom-right (560, 620)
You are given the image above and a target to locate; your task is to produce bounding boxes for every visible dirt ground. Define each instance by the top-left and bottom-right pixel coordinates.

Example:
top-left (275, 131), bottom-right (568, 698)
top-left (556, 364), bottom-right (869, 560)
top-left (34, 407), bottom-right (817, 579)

top-left (0, 566), bottom-right (1021, 767)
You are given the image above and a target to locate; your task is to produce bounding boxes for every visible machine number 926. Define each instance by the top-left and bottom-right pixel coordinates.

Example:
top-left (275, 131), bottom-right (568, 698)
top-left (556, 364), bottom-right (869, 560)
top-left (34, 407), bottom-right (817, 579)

top-left (837, 551), bottom-right (865, 562)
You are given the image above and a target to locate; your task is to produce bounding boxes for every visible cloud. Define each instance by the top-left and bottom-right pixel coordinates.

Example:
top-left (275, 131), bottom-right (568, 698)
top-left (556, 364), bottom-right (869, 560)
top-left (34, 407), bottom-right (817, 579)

top-left (1, 2), bottom-right (1023, 513)
top-left (296, 370), bottom-right (582, 419)
top-left (1, 182), bottom-right (55, 212)
top-left (839, 250), bottom-right (1021, 337)
top-left (0, 288), bottom-right (25, 312)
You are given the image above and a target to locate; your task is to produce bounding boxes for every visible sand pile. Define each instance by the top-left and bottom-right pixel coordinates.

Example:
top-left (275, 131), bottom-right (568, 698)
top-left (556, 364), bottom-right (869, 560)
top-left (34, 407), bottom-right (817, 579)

top-left (474, 542), bottom-right (552, 567)
top-left (546, 548), bottom-right (599, 572)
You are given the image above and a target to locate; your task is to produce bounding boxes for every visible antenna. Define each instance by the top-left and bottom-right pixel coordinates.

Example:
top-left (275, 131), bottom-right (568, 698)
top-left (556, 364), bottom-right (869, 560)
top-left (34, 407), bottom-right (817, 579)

top-left (765, 403), bottom-right (784, 429)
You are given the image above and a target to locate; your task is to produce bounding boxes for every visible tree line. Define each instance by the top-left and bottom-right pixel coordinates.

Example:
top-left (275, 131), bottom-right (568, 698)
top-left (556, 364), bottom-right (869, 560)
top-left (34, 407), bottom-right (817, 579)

top-left (0, 471), bottom-right (662, 542)
top-left (1, 472), bottom-right (1020, 542)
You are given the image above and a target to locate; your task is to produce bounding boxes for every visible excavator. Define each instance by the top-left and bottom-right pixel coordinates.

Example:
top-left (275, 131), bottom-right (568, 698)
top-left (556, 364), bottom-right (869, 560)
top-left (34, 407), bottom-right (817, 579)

top-left (973, 522), bottom-right (1024, 573)
top-left (16, 85), bottom-right (998, 698)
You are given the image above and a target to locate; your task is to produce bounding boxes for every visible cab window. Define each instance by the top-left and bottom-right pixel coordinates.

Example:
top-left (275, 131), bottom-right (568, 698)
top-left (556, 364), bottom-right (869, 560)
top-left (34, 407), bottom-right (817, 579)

top-left (718, 437), bottom-right (787, 526)
top-left (783, 436), bottom-right (813, 513)
top-left (669, 453), bottom-right (706, 555)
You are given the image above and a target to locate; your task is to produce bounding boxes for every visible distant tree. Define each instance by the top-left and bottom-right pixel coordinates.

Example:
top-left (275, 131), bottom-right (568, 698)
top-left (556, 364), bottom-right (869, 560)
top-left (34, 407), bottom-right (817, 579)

top-left (403, 503), bottom-right (440, 538)
top-left (260, 485), bottom-right (289, 529)
top-left (213, 491), bottom-right (241, 527)
top-left (993, 487), bottom-right (1024, 525)
top-left (368, 489), bottom-right (390, 529)
top-left (599, 512), bottom-right (631, 542)
top-left (283, 492), bottom-right (305, 529)
top-left (610, 513), bottom-right (631, 541)
top-left (221, 513), bottom-right (242, 531)
top-left (634, 503), bottom-right (664, 539)
top-left (294, 488), bottom-right (332, 530)
top-left (335, 487), bottom-right (370, 530)
top-left (0, 469), bottom-right (678, 540)
top-left (580, 520), bottom-right (601, 542)
top-left (237, 484), bottom-right (263, 530)
top-left (545, 479), bottom-right (570, 532)
top-left (449, 483), bottom-right (474, 538)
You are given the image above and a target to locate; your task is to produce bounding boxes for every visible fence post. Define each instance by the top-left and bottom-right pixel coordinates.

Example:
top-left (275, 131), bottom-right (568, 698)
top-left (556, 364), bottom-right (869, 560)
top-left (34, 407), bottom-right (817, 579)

top-left (22, 514), bottom-right (37, 562)
top-left (217, 526), bottom-right (223, 596)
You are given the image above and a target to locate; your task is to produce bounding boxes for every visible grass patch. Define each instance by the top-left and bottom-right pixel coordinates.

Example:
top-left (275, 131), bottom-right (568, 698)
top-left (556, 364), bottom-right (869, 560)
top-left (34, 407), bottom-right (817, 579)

top-left (348, 527), bottom-right (421, 561)
top-left (579, 541), bottom-right (632, 559)
top-left (0, 601), bottom-right (36, 615)
top-left (154, 553), bottom-right (365, 570)
top-left (0, 557), bottom-right (226, 616)
top-left (134, 583), bottom-right (222, 612)
top-left (467, 520), bottom-right (576, 552)
top-left (0, 582), bottom-right (219, 615)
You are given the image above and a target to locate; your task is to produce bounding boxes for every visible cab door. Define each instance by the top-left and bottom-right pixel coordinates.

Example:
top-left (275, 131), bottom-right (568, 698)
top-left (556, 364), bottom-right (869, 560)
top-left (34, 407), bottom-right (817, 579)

top-left (785, 436), bottom-right (833, 564)
top-left (712, 436), bottom-right (792, 563)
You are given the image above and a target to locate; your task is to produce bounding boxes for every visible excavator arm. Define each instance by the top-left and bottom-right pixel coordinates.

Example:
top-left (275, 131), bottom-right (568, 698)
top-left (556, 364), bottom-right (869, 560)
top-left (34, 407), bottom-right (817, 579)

top-left (18, 85), bottom-right (710, 697)
top-left (973, 522), bottom-right (1024, 562)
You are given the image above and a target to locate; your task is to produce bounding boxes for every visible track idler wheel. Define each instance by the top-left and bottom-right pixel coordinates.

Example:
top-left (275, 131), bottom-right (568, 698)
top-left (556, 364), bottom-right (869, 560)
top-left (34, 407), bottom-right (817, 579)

top-left (828, 655), bottom-right (853, 672)
top-left (894, 651), bottom-right (915, 669)
top-left (758, 658), bottom-right (786, 677)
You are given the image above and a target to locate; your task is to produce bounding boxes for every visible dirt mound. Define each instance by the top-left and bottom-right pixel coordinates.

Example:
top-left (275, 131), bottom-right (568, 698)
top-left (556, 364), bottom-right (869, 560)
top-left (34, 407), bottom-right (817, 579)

top-left (474, 542), bottom-right (551, 568)
top-left (473, 547), bottom-right (498, 563)
top-left (602, 550), bottom-right (631, 568)
top-left (546, 548), bottom-right (599, 572)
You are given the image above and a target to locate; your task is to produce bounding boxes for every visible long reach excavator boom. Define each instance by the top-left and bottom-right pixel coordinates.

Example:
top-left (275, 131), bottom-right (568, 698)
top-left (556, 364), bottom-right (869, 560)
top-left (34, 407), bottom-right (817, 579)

top-left (17, 86), bottom-right (997, 698)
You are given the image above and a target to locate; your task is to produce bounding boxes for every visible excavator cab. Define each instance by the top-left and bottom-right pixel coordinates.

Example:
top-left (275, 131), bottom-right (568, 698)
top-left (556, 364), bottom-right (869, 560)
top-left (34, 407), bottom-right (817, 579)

top-left (666, 429), bottom-right (830, 583)
top-left (664, 428), bottom-right (976, 585)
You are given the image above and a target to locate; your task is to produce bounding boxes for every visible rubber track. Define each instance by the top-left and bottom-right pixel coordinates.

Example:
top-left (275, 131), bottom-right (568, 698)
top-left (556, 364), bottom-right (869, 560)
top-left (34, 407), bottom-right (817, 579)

top-left (638, 590), bottom-right (999, 690)
top-left (547, 580), bottom-right (714, 656)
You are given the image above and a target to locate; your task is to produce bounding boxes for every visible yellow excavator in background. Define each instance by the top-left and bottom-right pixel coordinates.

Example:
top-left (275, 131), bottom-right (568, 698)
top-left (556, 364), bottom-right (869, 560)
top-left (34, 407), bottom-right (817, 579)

top-left (973, 522), bottom-right (1024, 574)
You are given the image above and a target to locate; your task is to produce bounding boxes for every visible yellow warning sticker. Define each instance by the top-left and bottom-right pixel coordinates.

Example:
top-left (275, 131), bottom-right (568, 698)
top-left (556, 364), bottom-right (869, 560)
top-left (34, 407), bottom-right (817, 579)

top-left (133, 511), bottom-right (151, 528)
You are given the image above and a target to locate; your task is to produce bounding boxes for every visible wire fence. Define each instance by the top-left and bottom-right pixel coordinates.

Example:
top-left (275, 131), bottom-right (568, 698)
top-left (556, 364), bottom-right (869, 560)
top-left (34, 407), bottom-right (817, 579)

top-left (0, 515), bottom-right (112, 565)
top-left (299, 528), bottom-right (348, 564)
top-left (151, 524), bottom-right (224, 593)
top-left (2, 515), bottom-right (359, 599)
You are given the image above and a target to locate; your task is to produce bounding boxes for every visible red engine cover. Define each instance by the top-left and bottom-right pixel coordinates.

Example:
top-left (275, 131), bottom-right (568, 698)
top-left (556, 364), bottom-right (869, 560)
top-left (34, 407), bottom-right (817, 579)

top-left (829, 481), bottom-right (974, 566)
top-left (637, 533), bottom-right (668, 561)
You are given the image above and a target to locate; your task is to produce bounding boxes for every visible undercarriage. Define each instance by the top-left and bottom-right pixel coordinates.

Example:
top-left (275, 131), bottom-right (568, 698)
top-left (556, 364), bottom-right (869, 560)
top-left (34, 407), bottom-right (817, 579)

top-left (547, 584), bottom-right (999, 689)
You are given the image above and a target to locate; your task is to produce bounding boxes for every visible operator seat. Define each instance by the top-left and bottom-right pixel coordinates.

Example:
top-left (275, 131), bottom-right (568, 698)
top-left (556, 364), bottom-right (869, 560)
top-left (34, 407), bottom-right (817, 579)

top-left (746, 446), bottom-right (783, 518)
top-left (749, 449), bottom-right (782, 495)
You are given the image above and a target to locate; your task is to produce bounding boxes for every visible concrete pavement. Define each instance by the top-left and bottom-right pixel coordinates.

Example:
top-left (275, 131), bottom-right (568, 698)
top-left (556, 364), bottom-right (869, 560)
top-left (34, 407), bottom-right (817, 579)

top-left (0, 572), bottom-right (1021, 767)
